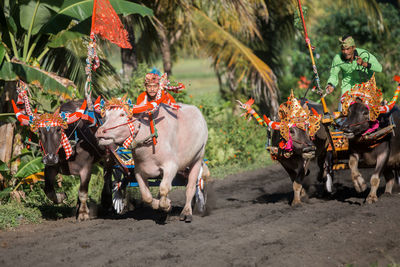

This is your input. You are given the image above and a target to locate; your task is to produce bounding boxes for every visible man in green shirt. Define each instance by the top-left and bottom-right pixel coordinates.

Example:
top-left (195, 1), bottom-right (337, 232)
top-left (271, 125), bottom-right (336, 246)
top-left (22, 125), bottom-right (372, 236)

top-left (325, 35), bottom-right (382, 108)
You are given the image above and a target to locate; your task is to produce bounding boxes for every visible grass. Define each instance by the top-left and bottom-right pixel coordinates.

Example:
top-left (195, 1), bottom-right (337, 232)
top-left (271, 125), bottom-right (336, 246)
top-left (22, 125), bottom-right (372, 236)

top-left (210, 156), bottom-right (273, 180)
top-left (172, 57), bottom-right (220, 98)
top-left (0, 201), bottom-right (42, 230)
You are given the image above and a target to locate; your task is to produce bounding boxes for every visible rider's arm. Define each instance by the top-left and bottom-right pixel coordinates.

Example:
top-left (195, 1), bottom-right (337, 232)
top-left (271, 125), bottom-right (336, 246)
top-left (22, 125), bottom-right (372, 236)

top-left (136, 91), bottom-right (146, 105)
top-left (326, 54), bottom-right (341, 88)
top-left (166, 92), bottom-right (176, 104)
top-left (365, 52), bottom-right (382, 73)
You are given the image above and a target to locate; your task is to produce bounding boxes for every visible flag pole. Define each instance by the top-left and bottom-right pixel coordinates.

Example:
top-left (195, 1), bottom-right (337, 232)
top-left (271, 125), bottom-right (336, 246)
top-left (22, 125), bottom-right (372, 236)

top-left (297, 0), bottom-right (330, 115)
top-left (85, 0), bottom-right (98, 112)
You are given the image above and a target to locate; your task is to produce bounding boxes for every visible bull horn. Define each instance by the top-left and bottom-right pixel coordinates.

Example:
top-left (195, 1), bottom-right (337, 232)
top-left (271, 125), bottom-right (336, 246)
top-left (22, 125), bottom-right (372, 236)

top-left (66, 100), bottom-right (87, 124)
top-left (245, 98), bottom-right (255, 107)
top-left (310, 107), bottom-right (319, 116)
top-left (94, 96), bottom-right (101, 113)
top-left (78, 99), bottom-right (87, 113)
top-left (379, 79), bottom-right (400, 113)
top-left (12, 100), bottom-right (30, 126)
top-left (263, 114), bottom-right (280, 130)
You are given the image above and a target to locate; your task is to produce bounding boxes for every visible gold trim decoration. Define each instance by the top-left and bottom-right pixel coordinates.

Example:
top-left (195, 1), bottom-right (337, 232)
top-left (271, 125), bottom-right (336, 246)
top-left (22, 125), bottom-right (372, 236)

top-left (30, 113), bottom-right (68, 132)
top-left (101, 96), bottom-right (132, 118)
top-left (278, 90), bottom-right (321, 141)
top-left (341, 74), bottom-right (382, 121)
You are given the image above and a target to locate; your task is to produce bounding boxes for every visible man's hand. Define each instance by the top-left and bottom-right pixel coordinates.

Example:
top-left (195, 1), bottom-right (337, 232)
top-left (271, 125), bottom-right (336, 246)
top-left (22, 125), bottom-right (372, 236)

top-left (356, 56), bottom-right (368, 68)
top-left (325, 84), bottom-right (334, 95)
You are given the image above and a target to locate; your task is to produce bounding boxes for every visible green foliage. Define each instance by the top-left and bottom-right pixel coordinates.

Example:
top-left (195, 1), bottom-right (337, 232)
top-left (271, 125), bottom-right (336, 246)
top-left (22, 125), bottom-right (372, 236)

top-left (117, 63), bottom-right (149, 99)
top-left (193, 95), bottom-right (270, 167)
top-left (279, 2), bottom-right (400, 109)
top-left (0, 201), bottom-right (42, 229)
top-left (14, 156), bottom-right (43, 178)
top-left (0, 0), bottom-right (153, 98)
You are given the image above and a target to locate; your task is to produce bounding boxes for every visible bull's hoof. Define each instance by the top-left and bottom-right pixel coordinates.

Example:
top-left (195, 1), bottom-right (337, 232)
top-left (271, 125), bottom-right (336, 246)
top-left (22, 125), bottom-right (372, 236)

top-left (354, 176), bottom-right (367, 193)
top-left (151, 199), bottom-right (160, 210)
top-left (353, 180), bottom-right (367, 193)
top-left (291, 199), bottom-right (302, 206)
top-left (179, 213), bottom-right (193, 223)
top-left (359, 182), bottom-right (367, 192)
top-left (382, 192), bottom-right (393, 197)
top-left (159, 197), bottom-right (172, 212)
top-left (77, 212), bottom-right (90, 222)
top-left (366, 195), bottom-right (378, 204)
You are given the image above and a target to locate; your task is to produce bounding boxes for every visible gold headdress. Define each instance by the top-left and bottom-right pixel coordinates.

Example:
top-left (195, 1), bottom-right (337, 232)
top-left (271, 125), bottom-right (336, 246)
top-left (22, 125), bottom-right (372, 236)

top-left (101, 96), bottom-right (133, 118)
top-left (341, 75), bottom-right (382, 121)
top-left (277, 90), bottom-right (321, 141)
top-left (30, 113), bottom-right (68, 132)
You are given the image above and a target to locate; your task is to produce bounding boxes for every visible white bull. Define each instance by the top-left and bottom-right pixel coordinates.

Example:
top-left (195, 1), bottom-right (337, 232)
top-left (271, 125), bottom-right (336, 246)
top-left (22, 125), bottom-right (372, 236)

top-left (96, 103), bottom-right (208, 222)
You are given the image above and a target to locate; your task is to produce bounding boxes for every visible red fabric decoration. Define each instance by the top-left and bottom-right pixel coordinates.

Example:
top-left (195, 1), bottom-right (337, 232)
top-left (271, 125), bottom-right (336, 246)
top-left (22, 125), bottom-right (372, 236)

top-left (91, 0), bottom-right (132, 49)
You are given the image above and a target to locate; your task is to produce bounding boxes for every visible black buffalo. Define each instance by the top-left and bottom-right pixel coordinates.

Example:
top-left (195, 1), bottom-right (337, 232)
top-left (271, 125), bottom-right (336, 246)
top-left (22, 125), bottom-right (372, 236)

top-left (14, 99), bottom-right (114, 220)
top-left (237, 98), bottom-right (317, 205)
top-left (341, 99), bottom-right (400, 203)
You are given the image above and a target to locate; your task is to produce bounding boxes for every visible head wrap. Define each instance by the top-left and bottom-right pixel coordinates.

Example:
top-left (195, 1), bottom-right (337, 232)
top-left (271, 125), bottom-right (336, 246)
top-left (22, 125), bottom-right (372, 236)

top-left (144, 73), bottom-right (160, 85)
top-left (339, 36), bottom-right (355, 48)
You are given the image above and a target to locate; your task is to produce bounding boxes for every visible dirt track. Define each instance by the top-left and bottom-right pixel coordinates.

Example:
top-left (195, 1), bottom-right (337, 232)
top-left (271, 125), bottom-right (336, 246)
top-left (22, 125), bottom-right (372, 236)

top-left (1, 161), bottom-right (400, 267)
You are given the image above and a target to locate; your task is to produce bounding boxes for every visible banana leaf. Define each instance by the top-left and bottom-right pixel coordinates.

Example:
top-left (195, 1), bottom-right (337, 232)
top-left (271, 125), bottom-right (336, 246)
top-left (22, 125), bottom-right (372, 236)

top-left (0, 113), bottom-right (17, 123)
top-left (0, 187), bottom-right (13, 201)
top-left (0, 160), bottom-right (9, 172)
top-left (19, 0), bottom-right (57, 35)
top-left (0, 60), bottom-right (76, 96)
top-left (47, 29), bottom-right (85, 48)
top-left (15, 157), bottom-right (44, 179)
top-left (23, 171), bottom-right (44, 184)
top-left (0, 43), bottom-right (5, 65)
top-left (40, 0), bottom-right (153, 35)
top-left (0, 160), bottom-right (11, 181)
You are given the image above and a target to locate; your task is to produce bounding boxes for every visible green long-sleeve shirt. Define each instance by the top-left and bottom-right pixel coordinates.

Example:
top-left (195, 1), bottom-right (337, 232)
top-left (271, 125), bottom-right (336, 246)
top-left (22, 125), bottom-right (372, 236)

top-left (327, 48), bottom-right (382, 96)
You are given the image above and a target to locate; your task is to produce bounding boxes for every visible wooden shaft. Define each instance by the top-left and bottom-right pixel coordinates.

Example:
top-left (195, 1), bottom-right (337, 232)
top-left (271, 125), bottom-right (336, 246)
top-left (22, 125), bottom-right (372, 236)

top-left (321, 97), bottom-right (329, 114)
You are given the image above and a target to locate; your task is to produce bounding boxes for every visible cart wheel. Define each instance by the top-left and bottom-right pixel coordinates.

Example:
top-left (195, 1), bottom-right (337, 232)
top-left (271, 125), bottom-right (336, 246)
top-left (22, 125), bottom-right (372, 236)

top-left (111, 168), bottom-right (127, 214)
top-left (192, 170), bottom-right (208, 216)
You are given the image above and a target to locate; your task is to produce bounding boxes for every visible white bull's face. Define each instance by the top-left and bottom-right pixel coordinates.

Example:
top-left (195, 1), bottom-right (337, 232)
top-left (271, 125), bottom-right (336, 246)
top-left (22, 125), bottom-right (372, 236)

top-left (96, 109), bottom-right (132, 146)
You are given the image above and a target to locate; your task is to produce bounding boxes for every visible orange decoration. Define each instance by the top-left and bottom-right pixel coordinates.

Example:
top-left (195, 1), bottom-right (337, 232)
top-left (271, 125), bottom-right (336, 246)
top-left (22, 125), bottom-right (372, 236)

top-left (91, 0), bottom-right (132, 49)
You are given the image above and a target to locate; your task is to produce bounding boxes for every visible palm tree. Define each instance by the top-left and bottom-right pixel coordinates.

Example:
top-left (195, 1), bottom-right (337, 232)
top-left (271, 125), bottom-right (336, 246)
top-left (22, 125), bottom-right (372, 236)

top-left (128, 0), bottom-right (385, 115)
top-left (0, 0), bottom-right (152, 181)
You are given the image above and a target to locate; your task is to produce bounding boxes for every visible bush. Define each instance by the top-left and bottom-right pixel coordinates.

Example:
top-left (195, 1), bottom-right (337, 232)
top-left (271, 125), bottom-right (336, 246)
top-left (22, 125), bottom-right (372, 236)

top-left (190, 95), bottom-right (270, 168)
top-left (0, 201), bottom-right (42, 229)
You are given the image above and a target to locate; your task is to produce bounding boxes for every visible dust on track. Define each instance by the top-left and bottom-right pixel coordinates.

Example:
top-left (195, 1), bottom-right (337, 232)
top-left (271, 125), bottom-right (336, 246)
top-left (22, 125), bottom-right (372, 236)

top-left (1, 162), bottom-right (400, 267)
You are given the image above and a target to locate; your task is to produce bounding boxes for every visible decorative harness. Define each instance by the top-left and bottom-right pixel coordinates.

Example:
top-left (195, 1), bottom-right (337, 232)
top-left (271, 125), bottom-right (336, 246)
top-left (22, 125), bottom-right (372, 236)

top-left (341, 75), bottom-right (400, 137)
top-left (31, 113), bottom-right (73, 159)
top-left (13, 80), bottom-right (90, 160)
top-left (237, 91), bottom-right (321, 159)
top-left (99, 95), bottom-right (168, 149)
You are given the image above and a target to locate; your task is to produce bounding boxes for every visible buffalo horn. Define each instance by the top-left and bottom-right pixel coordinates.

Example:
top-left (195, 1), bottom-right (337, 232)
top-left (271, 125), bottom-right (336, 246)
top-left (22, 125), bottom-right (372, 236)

top-left (379, 79), bottom-right (400, 113)
top-left (263, 114), bottom-right (281, 130)
top-left (12, 100), bottom-right (30, 126)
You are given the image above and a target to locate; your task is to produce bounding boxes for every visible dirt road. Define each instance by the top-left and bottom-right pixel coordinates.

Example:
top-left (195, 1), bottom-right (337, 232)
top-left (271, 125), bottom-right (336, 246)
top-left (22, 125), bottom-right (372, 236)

top-left (1, 162), bottom-right (400, 267)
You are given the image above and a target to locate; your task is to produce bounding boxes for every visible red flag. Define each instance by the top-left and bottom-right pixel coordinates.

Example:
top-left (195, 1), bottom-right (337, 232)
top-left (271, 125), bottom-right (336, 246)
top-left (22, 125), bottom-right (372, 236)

top-left (91, 0), bottom-right (132, 49)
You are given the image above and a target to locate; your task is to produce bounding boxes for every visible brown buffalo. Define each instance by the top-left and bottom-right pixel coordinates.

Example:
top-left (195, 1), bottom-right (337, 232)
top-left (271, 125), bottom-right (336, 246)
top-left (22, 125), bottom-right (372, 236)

top-left (96, 99), bottom-right (208, 222)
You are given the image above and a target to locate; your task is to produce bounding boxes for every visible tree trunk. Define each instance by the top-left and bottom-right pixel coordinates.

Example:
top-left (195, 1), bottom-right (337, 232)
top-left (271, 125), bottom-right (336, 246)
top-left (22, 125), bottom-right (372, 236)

top-left (153, 18), bottom-right (172, 75)
top-left (263, 85), bottom-right (280, 117)
top-left (121, 15), bottom-right (138, 82)
top-left (0, 81), bottom-right (17, 189)
top-left (0, 81), bottom-right (17, 113)
top-left (0, 123), bottom-right (14, 189)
